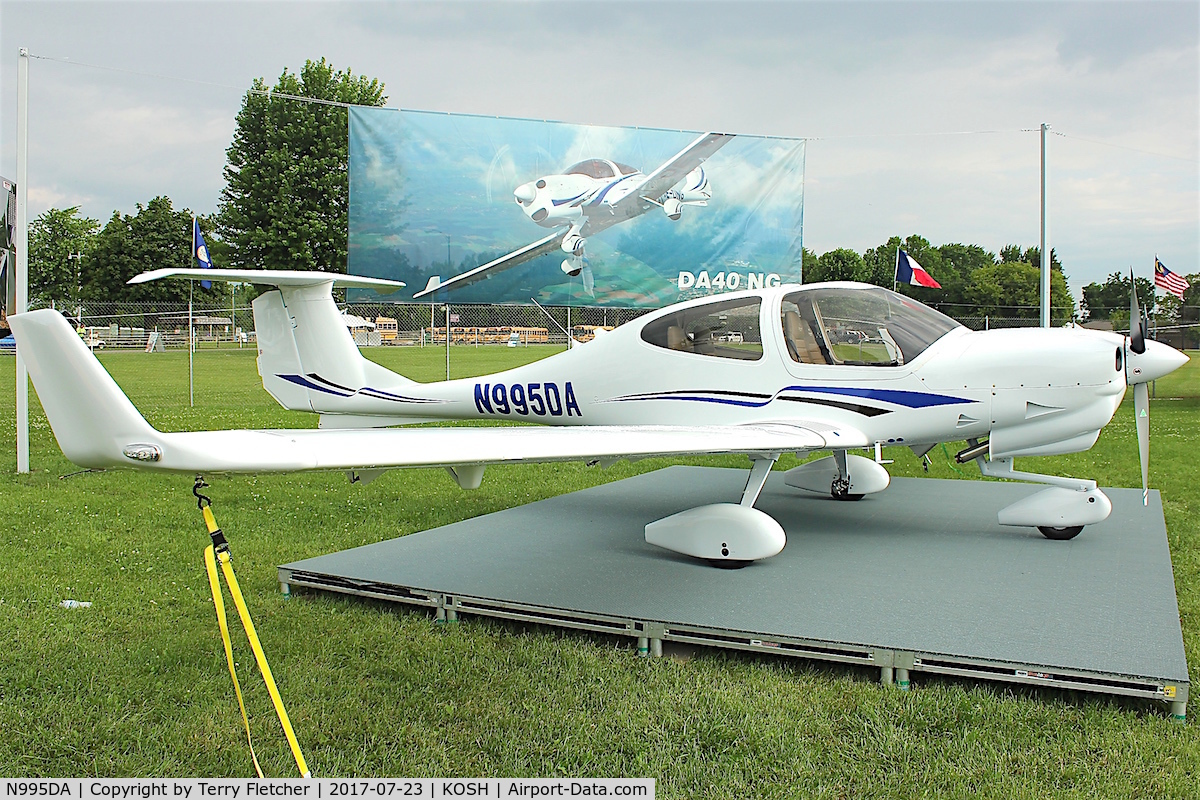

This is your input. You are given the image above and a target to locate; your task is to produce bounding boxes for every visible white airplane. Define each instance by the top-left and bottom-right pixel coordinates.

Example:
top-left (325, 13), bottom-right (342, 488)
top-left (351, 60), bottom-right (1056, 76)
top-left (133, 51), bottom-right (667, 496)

top-left (413, 132), bottom-right (734, 299)
top-left (10, 268), bottom-right (1187, 566)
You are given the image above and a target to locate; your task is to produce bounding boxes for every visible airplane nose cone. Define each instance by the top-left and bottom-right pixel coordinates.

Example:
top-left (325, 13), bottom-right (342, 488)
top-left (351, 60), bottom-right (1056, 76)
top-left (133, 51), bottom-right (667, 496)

top-left (514, 183), bottom-right (536, 204)
top-left (1127, 339), bottom-right (1189, 384)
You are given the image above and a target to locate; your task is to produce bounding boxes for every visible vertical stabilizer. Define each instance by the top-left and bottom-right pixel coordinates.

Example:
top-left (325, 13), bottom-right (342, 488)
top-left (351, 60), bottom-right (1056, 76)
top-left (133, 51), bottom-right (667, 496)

top-left (253, 289), bottom-right (313, 411)
top-left (252, 281), bottom-right (371, 411)
top-left (9, 310), bottom-right (156, 467)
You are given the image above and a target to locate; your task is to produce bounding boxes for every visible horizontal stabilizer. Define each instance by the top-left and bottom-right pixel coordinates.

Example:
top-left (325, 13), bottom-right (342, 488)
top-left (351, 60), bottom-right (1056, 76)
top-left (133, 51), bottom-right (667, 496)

top-left (130, 268), bottom-right (405, 292)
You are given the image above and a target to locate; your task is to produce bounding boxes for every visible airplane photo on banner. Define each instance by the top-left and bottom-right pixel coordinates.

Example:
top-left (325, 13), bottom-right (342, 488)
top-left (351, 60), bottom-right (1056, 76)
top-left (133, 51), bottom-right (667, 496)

top-left (346, 109), bottom-right (806, 308)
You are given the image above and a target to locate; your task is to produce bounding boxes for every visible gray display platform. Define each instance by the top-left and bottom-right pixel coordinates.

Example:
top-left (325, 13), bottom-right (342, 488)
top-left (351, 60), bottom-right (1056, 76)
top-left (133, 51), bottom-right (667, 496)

top-left (280, 466), bottom-right (1189, 718)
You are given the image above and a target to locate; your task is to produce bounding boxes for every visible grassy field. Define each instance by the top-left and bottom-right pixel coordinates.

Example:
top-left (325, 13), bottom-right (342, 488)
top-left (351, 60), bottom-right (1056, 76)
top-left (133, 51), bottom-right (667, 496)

top-left (1, 343), bottom-right (1198, 794)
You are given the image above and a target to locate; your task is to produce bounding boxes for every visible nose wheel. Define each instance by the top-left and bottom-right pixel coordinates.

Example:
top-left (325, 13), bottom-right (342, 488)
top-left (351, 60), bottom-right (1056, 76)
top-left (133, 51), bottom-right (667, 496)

top-left (1038, 525), bottom-right (1084, 540)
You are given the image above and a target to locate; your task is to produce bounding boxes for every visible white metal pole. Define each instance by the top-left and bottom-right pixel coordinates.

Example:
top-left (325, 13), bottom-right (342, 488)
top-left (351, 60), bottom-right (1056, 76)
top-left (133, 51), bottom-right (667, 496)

top-left (189, 282), bottom-right (194, 407)
top-left (444, 304), bottom-right (450, 380)
top-left (1040, 122), bottom-right (1051, 328)
top-left (15, 48), bottom-right (30, 474)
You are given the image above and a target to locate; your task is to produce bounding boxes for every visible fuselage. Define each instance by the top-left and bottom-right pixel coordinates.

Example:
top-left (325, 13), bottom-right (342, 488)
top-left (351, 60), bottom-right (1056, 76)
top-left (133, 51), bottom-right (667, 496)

top-left (305, 283), bottom-right (1141, 461)
top-left (513, 158), bottom-right (647, 236)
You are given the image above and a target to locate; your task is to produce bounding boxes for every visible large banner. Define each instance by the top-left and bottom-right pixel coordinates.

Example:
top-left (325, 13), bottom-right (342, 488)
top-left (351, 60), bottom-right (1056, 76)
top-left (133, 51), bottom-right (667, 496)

top-left (348, 108), bottom-right (804, 307)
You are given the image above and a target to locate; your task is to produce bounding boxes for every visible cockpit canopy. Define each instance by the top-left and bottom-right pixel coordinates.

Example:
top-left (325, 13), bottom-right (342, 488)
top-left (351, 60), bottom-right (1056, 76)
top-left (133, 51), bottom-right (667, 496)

top-left (565, 159), bottom-right (639, 179)
top-left (782, 286), bottom-right (961, 366)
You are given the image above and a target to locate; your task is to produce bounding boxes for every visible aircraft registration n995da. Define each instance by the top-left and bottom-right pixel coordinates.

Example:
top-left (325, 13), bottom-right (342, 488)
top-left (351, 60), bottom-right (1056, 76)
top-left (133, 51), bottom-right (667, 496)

top-left (10, 268), bottom-right (1187, 567)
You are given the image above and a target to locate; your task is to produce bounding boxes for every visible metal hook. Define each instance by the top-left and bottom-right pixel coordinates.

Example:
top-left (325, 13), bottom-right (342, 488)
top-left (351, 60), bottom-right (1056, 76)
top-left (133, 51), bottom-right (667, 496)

top-left (193, 475), bottom-right (211, 509)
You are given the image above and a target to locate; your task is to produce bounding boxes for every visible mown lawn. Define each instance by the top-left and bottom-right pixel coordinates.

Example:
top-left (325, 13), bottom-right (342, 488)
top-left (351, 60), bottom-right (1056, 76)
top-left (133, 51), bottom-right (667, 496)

top-left (0, 344), bottom-right (1197, 795)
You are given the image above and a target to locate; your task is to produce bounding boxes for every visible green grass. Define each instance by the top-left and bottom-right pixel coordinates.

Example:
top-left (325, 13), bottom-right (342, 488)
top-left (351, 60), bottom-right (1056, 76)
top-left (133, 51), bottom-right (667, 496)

top-left (1, 347), bottom-right (1199, 794)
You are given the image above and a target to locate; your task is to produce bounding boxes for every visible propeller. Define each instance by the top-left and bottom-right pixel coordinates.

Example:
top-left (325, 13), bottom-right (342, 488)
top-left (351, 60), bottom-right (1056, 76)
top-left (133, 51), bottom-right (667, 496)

top-left (1129, 268), bottom-right (1146, 355)
top-left (1127, 274), bottom-right (1150, 504)
top-left (1134, 381), bottom-right (1149, 506)
top-left (1122, 280), bottom-right (1188, 504)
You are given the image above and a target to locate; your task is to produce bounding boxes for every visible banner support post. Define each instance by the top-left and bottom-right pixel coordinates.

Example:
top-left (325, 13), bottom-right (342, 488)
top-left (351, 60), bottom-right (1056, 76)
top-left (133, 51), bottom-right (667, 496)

top-left (15, 47), bottom-right (30, 474)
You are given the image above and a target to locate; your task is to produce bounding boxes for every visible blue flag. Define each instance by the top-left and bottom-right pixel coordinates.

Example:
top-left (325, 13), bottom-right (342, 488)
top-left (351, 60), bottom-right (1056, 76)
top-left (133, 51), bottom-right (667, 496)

top-left (193, 218), bottom-right (213, 289)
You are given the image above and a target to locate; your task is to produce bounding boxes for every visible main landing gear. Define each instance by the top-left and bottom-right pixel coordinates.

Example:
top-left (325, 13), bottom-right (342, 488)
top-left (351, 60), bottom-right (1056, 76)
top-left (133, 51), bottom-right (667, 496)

top-left (644, 453), bottom-right (786, 567)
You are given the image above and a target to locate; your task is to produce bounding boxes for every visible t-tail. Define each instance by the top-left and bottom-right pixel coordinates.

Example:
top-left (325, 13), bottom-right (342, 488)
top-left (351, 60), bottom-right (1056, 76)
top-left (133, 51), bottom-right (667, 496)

top-left (128, 269), bottom-right (419, 422)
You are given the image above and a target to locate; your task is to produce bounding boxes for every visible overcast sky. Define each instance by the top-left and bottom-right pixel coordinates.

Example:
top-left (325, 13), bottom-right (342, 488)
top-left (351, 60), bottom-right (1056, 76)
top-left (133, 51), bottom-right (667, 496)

top-left (1, 0), bottom-right (1196, 300)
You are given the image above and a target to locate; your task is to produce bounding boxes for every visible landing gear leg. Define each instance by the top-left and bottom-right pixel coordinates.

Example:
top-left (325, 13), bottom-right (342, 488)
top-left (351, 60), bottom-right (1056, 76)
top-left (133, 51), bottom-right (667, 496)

top-left (741, 453), bottom-right (779, 508)
top-left (830, 449), bottom-right (863, 501)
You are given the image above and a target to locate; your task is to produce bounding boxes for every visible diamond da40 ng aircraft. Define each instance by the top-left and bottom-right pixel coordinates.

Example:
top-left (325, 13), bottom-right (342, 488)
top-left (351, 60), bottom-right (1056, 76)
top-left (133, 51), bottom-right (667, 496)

top-left (413, 132), bottom-right (732, 300)
top-left (9, 269), bottom-right (1187, 566)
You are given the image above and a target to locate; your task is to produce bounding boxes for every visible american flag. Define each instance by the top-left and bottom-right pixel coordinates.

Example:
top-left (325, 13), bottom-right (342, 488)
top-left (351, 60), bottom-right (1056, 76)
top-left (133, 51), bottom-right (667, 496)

top-left (1154, 257), bottom-right (1189, 300)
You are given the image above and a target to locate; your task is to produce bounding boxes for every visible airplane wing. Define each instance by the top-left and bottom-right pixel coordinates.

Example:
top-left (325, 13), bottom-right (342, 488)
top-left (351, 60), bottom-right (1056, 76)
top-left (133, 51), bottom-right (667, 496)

top-left (612, 131), bottom-right (735, 214)
top-left (10, 308), bottom-right (868, 474)
top-left (130, 268), bottom-right (405, 291)
top-left (413, 230), bottom-right (567, 299)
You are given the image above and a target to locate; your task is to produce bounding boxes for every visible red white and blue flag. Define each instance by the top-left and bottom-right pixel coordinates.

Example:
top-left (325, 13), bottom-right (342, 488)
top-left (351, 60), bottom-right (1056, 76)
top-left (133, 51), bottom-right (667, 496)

top-left (895, 249), bottom-right (941, 289)
top-left (1154, 257), bottom-right (1188, 300)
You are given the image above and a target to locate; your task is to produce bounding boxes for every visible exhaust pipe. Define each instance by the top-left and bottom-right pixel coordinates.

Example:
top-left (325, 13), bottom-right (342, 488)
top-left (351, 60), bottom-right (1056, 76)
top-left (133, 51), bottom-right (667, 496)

top-left (955, 439), bottom-right (990, 464)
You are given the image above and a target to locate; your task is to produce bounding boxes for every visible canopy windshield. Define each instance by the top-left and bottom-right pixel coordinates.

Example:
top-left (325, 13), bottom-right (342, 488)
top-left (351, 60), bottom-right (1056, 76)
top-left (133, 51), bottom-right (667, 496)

top-left (781, 286), bottom-right (961, 366)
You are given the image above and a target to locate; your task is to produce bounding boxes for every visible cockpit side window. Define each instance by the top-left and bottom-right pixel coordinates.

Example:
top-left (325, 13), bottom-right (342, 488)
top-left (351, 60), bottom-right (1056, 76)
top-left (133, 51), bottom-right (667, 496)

top-left (781, 286), bottom-right (961, 366)
top-left (614, 162), bottom-right (639, 176)
top-left (641, 297), bottom-right (763, 361)
top-left (566, 159), bottom-right (616, 179)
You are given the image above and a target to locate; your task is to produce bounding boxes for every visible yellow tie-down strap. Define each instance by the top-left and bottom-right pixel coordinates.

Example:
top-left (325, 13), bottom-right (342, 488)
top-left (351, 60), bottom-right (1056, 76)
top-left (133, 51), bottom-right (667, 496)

top-left (203, 505), bottom-right (311, 778)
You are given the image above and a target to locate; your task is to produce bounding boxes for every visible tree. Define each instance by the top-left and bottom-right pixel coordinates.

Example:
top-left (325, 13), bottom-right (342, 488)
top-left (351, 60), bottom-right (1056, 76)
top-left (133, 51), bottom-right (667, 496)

top-left (28, 207), bottom-right (99, 308)
top-left (82, 197), bottom-right (221, 306)
top-left (935, 243), bottom-right (996, 306)
top-left (806, 248), bottom-right (866, 282)
top-left (218, 58), bottom-right (387, 273)
top-left (965, 260), bottom-right (1074, 323)
top-left (1081, 272), bottom-right (1155, 321)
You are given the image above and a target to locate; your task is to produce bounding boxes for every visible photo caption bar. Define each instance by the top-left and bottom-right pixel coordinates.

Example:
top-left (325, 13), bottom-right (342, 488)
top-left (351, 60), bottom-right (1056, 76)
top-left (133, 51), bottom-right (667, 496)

top-left (1, 780), bottom-right (654, 800)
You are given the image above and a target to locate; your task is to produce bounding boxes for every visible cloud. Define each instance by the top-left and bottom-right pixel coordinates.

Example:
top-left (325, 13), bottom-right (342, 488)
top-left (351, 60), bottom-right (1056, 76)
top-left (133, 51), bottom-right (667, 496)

top-left (1, 0), bottom-right (1194, 300)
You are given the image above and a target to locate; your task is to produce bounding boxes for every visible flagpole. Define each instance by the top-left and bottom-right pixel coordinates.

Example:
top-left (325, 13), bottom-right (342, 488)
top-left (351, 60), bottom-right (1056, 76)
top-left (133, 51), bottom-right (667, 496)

top-left (190, 216), bottom-right (195, 407)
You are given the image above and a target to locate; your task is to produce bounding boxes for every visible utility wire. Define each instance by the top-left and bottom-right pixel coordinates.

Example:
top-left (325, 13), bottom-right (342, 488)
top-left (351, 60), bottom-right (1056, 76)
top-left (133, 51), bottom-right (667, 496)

top-left (30, 53), bottom-right (1200, 161)
top-left (807, 129), bottom-right (1038, 141)
top-left (1051, 130), bottom-right (1198, 164)
top-left (27, 53), bottom-right (379, 110)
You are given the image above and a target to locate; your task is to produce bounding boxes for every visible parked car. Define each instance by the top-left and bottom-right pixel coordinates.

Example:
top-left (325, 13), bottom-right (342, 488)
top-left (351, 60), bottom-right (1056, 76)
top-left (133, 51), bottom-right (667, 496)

top-left (0, 334), bottom-right (14, 353)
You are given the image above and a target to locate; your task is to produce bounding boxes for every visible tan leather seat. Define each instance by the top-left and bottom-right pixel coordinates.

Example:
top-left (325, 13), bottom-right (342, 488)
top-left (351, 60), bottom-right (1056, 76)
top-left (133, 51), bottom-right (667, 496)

top-left (783, 311), bottom-right (826, 364)
top-left (666, 325), bottom-right (688, 351)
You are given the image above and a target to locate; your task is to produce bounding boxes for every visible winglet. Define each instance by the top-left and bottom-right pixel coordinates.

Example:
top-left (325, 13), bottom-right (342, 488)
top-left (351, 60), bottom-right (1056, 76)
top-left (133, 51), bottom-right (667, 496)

top-left (9, 309), bottom-right (158, 468)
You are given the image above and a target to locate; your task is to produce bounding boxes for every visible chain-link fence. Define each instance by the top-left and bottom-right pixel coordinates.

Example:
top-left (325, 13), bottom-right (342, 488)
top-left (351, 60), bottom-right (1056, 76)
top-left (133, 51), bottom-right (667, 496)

top-left (20, 300), bottom-right (658, 350)
top-left (20, 299), bottom-right (1185, 351)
